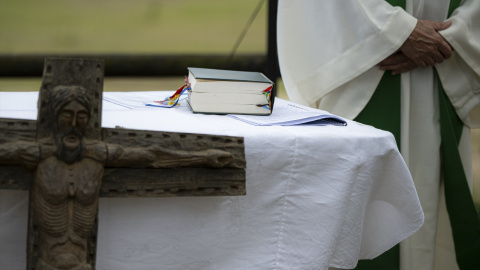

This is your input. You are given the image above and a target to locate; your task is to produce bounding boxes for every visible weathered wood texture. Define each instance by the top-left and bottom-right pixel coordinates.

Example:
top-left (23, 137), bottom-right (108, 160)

top-left (0, 58), bottom-right (247, 270)
top-left (37, 58), bottom-right (104, 141)
top-left (102, 127), bottom-right (246, 197)
top-left (102, 168), bottom-right (245, 197)
top-left (102, 128), bottom-right (245, 168)
top-left (0, 118), bottom-right (37, 190)
top-left (0, 118), bottom-right (37, 142)
top-left (0, 119), bottom-right (246, 195)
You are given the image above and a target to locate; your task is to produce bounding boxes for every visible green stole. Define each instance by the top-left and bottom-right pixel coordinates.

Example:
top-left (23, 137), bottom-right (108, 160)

top-left (353, 0), bottom-right (480, 269)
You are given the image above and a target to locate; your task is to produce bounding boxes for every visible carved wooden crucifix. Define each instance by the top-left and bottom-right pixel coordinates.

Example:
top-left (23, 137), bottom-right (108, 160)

top-left (0, 58), bottom-right (246, 270)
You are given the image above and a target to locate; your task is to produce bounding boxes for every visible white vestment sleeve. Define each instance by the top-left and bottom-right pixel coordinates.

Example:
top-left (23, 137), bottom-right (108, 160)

top-left (277, 0), bottom-right (417, 115)
top-left (437, 0), bottom-right (480, 128)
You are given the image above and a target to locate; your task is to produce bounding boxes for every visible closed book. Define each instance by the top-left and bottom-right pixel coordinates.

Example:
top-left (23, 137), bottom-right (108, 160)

top-left (187, 67), bottom-right (275, 115)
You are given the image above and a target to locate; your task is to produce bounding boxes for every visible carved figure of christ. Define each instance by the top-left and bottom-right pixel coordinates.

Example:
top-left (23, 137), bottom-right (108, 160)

top-left (0, 58), bottom-right (246, 270)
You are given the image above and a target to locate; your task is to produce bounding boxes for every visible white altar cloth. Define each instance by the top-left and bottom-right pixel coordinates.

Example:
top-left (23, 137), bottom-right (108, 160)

top-left (0, 91), bottom-right (423, 270)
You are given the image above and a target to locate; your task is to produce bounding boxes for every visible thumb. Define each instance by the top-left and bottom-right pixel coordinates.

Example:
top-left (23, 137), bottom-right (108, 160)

top-left (433, 20), bottom-right (452, 31)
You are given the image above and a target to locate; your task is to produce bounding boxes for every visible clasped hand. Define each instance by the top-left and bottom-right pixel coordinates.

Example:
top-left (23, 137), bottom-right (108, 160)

top-left (378, 19), bottom-right (452, 74)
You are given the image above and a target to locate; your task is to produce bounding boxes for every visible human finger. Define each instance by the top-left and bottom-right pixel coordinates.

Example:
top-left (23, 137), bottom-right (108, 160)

top-left (391, 63), bottom-right (418, 75)
top-left (378, 54), bottom-right (405, 66)
top-left (379, 61), bottom-right (416, 72)
top-left (437, 37), bottom-right (453, 59)
top-left (430, 20), bottom-right (453, 59)
top-left (431, 49), bottom-right (446, 64)
top-left (379, 53), bottom-right (418, 73)
top-left (432, 20), bottom-right (452, 31)
top-left (431, 21), bottom-right (452, 32)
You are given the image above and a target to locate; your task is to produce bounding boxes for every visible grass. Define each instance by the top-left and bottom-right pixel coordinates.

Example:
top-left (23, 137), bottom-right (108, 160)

top-left (0, 0), bottom-right (266, 54)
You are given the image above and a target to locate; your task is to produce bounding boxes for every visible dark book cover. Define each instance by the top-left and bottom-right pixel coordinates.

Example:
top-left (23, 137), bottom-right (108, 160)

top-left (188, 67), bottom-right (273, 84)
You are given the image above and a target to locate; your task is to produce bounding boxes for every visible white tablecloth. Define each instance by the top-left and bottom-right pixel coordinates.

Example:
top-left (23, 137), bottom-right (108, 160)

top-left (0, 91), bottom-right (423, 270)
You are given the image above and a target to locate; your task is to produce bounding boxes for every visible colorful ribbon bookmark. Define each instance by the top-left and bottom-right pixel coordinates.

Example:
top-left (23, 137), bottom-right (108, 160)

top-left (147, 76), bottom-right (191, 108)
top-left (256, 86), bottom-right (273, 110)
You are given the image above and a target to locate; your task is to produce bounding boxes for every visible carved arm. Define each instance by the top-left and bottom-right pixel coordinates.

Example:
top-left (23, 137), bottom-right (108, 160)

top-left (105, 144), bottom-right (233, 168)
top-left (0, 141), bottom-right (40, 170)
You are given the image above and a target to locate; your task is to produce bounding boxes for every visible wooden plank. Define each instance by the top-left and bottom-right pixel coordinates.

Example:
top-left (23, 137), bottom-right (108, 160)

top-left (102, 127), bottom-right (246, 169)
top-left (0, 119), bottom-right (36, 190)
top-left (0, 165), bottom-right (32, 190)
top-left (102, 167), bottom-right (246, 197)
top-left (0, 118), bottom-right (37, 143)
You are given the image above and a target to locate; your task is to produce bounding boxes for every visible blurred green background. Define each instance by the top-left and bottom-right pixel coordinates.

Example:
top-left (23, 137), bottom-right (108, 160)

top-left (0, 0), bottom-right (287, 94)
top-left (0, 0), bottom-right (266, 54)
top-left (0, 0), bottom-right (478, 208)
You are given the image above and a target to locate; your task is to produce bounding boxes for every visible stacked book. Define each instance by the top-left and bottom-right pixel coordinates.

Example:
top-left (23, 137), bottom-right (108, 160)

top-left (186, 67), bottom-right (275, 115)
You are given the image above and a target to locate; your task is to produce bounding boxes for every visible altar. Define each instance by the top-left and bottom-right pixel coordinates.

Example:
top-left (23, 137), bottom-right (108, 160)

top-left (0, 91), bottom-right (423, 270)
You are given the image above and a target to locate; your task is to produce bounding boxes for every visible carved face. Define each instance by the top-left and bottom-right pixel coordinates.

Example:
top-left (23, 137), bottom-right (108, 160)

top-left (57, 100), bottom-right (89, 150)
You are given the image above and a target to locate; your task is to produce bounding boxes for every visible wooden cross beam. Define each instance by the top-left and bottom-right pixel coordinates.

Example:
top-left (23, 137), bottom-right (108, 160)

top-left (0, 58), bottom-right (246, 270)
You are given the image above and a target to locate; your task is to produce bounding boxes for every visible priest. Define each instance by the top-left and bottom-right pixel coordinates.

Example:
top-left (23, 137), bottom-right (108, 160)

top-left (277, 1), bottom-right (480, 270)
